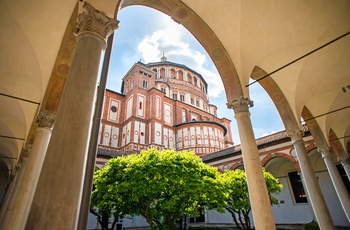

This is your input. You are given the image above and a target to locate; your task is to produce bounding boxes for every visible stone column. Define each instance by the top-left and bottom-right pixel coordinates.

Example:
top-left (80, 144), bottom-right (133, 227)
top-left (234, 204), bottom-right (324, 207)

top-left (25, 3), bottom-right (118, 230)
top-left (0, 112), bottom-right (55, 230)
top-left (339, 156), bottom-right (350, 181)
top-left (319, 147), bottom-right (350, 221)
top-left (288, 130), bottom-right (335, 229)
top-left (227, 97), bottom-right (276, 230)
top-left (0, 149), bottom-right (28, 224)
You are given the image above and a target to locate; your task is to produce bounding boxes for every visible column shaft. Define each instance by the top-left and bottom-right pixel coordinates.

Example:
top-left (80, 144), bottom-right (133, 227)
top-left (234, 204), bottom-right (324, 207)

top-left (340, 157), bottom-right (350, 181)
top-left (1, 112), bottom-right (54, 230)
top-left (228, 97), bottom-right (276, 230)
top-left (25, 3), bottom-right (118, 229)
top-left (320, 149), bottom-right (350, 221)
top-left (0, 154), bottom-right (28, 224)
top-left (289, 131), bottom-right (335, 229)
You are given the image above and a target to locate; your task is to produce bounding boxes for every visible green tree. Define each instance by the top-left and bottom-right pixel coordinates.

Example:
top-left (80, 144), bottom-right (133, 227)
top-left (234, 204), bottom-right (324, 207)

top-left (222, 169), bottom-right (282, 230)
top-left (91, 149), bottom-right (227, 230)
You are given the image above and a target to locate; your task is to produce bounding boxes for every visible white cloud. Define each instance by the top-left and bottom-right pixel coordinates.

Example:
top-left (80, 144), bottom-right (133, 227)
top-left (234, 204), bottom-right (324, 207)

top-left (137, 26), bottom-right (224, 98)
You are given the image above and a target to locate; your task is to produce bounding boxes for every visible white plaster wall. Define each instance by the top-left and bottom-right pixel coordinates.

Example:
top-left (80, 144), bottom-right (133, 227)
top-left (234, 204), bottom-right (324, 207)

top-left (126, 96), bottom-right (133, 119)
top-left (134, 121), bottom-right (140, 143)
top-left (154, 122), bottom-right (162, 145)
top-left (126, 122), bottom-right (131, 144)
top-left (163, 127), bottom-right (169, 149)
top-left (140, 122), bottom-right (146, 144)
top-left (137, 94), bottom-right (145, 118)
top-left (272, 177), bottom-right (314, 224)
top-left (164, 103), bottom-right (172, 125)
top-left (184, 128), bottom-right (189, 148)
top-left (190, 127), bottom-right (195, 147)
top-left (169, 129), bottom-right (175, 149)
top-left (111, 126), bottom-right (119, 148)
top-left (108, 99), bottom-right (119, 122)
top-left (177, 130), bottom-right (183, 149)
top-left (102, 124), bottom-right (111, 146)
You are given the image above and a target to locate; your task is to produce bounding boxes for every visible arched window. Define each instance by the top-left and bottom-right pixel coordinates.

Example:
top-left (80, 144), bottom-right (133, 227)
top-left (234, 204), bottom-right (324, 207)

top-left (171, 68), bottom-right (176, 79)
top-left (160, 68), bottom-right (165, 78)
top-left (187, 74), bottom-right (192, 84)
top-left (178, 70), bottom-right (183, 80)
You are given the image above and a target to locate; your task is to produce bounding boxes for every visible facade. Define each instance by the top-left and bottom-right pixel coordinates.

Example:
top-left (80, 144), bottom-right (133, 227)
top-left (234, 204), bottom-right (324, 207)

top-left (98, 57), bottom-right (233, 157)
top-left (1, 1), bottom-right (349, 230)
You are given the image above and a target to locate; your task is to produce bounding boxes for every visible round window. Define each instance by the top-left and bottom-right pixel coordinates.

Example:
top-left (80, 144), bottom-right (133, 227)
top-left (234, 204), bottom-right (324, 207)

top-left (110, 106), bottom-right (117, 113)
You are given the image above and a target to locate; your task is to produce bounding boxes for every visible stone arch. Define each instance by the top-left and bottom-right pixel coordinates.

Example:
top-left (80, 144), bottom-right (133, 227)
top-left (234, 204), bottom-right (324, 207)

top-left (230, 162), bottom-right (243, 170)
top-left (117, 0), bottom-right (243, 102)
top-left (305, 143), bottom-right (317, 153)
top-left (262, 152), bottom-right (301, 172)
top-left (250, 66), bottom-right (299, 132)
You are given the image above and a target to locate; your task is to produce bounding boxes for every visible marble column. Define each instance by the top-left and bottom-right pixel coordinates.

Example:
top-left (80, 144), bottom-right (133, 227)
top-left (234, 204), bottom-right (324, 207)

top-left (319, 147), bottom-right (350, 221)
top-left (228, 97), bottom-right (276, 230)
top-left (339, 156), bottom-right (350, 181)
top-left (0, 112), bottom-right (55, 230)
top-left (0, 149), bottom-right (28, 224)
top-left (288, 130), bottom-right (335, 229)
top-left (25, 2), bottom-right (118, 229)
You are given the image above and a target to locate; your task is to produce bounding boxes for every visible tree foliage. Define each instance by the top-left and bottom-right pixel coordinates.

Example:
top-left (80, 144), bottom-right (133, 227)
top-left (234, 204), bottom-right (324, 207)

top-left (221, 169), bottom-right (282, 230)
top-left (91, 149), bottom-right (227, 230)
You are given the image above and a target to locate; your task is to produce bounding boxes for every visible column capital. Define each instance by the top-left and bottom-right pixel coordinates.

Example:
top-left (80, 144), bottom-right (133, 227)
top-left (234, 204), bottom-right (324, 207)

top-left (227, 96), bottom-right (253, 114)
top-left (23, 144), bottom-right (32, 157)
top-left (339, 156), bottom-right (350, 165)
top-left (287, 130), bottom-right (304, 144)
top-left (36, 112), bottom-right (55, 128)
top-left (73, 2), bottom-right (119, 42)
top-left (318, 147), bottom-right (332, 158)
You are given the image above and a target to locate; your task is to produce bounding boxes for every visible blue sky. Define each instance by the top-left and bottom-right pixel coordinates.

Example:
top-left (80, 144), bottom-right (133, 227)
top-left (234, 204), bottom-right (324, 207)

top-left (106, 6), bottom-right (284, 144)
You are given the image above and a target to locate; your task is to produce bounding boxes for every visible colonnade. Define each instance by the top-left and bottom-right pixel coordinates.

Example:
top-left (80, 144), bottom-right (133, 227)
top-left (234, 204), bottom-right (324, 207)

top-left (0, 2), bottom-right (349, 229)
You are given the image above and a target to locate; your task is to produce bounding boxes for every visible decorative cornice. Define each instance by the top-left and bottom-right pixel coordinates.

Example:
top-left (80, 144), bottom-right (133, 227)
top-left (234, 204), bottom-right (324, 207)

top-left (36, 112), bottom-right (55, 128)
top-left (227, 96), bottom-right (253, 114)
top-left (73, 2), bottom-right (119, 42)
top-left (287, 130), bottom-right (304, 144)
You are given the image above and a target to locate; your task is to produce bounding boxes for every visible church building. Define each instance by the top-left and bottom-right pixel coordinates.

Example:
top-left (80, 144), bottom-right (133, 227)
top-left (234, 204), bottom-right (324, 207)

top-left (97, 56), bottom-right (233, 157)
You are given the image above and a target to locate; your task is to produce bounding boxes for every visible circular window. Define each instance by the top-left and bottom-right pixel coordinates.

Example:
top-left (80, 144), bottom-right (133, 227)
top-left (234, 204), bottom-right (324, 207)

top-left (141, 132), bottom-right (144, 136)
top-left (110, 106), bottom-right (117, 113)
top-left (113, 134), bottom-right (118, 140)
top-left (156, 131), bottom-right (160, 136)
top-left (134, 131), bottom-right (139, 135)
top-left (164, 110), bottom-right (171, 117)
top-left (104, 132), bottom-right (109, 138)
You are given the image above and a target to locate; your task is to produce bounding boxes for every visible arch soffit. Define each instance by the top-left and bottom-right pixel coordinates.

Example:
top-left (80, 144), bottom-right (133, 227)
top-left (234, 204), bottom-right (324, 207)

top-left (117, 0), bottom-right (243, 102)
top-left (250, 66), bottom-right (299, 132)
top-left (261, 152), bottom-right (300, 172)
